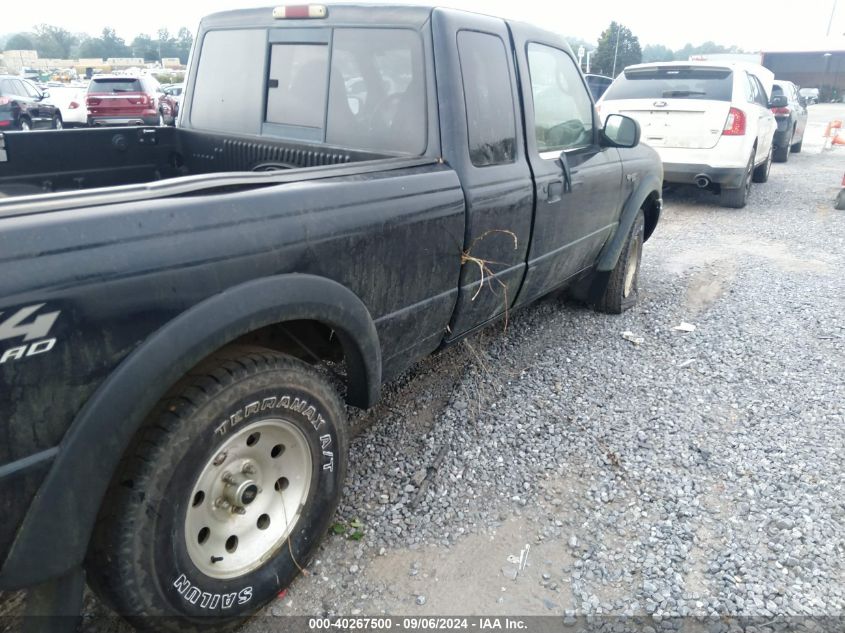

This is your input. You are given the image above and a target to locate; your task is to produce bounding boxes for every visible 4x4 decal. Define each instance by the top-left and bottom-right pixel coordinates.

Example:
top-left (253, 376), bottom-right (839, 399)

top-left (0, 304), bottom-right (60, 365)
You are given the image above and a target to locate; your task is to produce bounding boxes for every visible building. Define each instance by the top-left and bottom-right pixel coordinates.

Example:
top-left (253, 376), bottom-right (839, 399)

top-left (762, 38), bottom-right (845, 100)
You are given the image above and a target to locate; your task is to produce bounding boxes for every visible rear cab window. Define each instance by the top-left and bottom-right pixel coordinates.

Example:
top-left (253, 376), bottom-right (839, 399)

top-left (190, 26), bottom-right (427, 155)
top-left (603, 66), bottom-right (734, 102)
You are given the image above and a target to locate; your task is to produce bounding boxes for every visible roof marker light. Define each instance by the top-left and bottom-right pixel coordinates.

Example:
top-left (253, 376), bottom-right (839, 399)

top-left (273, 5), bottom-right (328, 19)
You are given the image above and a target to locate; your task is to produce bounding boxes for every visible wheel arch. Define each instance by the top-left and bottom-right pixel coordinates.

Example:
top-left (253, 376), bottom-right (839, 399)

top-left (0, 274), bottom-right (381, 588)
top-left (596, 175), bottom-right (662, 273)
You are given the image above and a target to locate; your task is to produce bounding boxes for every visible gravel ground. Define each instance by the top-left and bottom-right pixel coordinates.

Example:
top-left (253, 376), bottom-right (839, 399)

top-left (6, 110), bottom-right (844, 633)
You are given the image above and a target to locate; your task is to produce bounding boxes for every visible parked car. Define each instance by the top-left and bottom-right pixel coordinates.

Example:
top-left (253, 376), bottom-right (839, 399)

top-left (161, 83), bottom-right (184, 123)
top-left (585, 73), bottom-right (613, 101)
top-left (0, 76), bottom-right (63, 131)
top-left (86, 75), bottom-right (168, 126)
top-left (44, 86), bottom-right (88, 128)
top-left (836, 172), bottom-right (845, 210)
top-left (598, 61), bottom-right (777, 208)
top-left (769, 80), bottom-right (808, 162)
top-left (0, 4), bottom-right (662, 629)
top-left (799, 87), bottom-right (819, 104)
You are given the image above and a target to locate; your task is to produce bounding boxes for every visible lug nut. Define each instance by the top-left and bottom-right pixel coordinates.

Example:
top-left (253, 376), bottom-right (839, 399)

top-left (242, 463), bottom-right (256, 475)
top-left (232, 506), bottom-right (247, 515)
top-left (215, 497), bottom-right (231, 510)
top-left (222, 472), bottom-right (237, 486)
top-left (213, 451), bottom-right (227, 466)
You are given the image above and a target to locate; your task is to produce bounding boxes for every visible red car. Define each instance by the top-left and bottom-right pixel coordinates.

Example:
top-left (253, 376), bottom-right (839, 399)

top-left (86, 75), bottom-right (176, 127)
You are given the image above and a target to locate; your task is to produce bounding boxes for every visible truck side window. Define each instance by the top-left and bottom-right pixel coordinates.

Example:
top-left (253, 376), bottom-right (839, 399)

top-left (527, 43), bottom-right (594, 153)
top-left (327, 29), bottom-right (426, 155)
top-left (191, 29), bottom-right (266, 134)
top-left (457, 31), bottom-right (516, 167)
top-left (266, 44), bottom-right (329, 129)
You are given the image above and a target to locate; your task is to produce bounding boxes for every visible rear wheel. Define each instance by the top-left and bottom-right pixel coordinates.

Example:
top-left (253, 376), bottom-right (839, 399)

top-left (19, 118), bottom-right (31, 132)
top-left (721, 153), bottom-right (753, 208)
top-left (52, 115), bottom-right (63, 130)
top-left (87, 347), bottom-right (348, 632)
top-left (791, 137), bottom-right (803, 153)
top-left (774, 130), bottom-right (792, 162)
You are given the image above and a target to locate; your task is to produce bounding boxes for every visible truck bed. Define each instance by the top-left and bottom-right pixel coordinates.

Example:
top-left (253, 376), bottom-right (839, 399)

top-left (0, 126), bottom-right (393, 209)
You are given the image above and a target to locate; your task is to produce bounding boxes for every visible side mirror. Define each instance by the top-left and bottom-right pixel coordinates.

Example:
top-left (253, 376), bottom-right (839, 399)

top-left (769, 95), bottom-right (788, 108)
top-left (40, 91), bottom-right (50, 99)
top-left (602, 114), bottom-right (640, 148)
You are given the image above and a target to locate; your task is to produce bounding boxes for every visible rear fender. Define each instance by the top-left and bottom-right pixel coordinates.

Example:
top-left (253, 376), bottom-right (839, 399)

top-left (0, 274), bottom-right (380, 588)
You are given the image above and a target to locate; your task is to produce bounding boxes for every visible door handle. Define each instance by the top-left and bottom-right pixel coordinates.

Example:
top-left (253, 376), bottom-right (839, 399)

top-left (548, 181), bottom-right (563, 202)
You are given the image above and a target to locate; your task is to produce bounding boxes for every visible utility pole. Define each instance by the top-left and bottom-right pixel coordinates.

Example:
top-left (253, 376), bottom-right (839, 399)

top-left (611, 24), bottom-right (621, 77)
top-left (827, 0), bottom-right (838, 37)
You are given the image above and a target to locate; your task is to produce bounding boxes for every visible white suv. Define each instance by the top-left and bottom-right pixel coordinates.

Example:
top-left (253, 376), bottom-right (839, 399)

top-left (597, 61), bottom-right (776, 208)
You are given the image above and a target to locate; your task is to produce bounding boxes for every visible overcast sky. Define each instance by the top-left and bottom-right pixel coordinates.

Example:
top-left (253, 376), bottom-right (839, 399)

top-left (3, 0), bottom-right (844, 50)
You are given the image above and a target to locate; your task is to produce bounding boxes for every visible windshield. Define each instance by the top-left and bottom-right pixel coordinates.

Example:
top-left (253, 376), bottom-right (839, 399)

top-left (88, 78), bottom-right (142, 93)
top-left (603, 67), bottom-right (733, 101)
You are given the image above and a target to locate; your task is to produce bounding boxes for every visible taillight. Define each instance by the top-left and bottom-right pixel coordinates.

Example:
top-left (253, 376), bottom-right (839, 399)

top-left (0, 97), bottom-right (10, 106)
top-left (771, 106), bottom-right (790, 116)
top-left (87, 97), bottom-right (101, 106)
top-left (69, 101), bottom-right (79, 109)
top-left (0, 120), bottom-right (10, 126)
top-left (723, 107), bottom-right (746, 136)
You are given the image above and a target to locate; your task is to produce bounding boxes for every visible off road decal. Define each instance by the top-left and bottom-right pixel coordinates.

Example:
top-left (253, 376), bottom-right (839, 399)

top-left (214, 395), bottom-right (335, 471)
top-left (173, 574), bottom-right (252, 609)
top-left (0, 304), bottom-right (60, 365)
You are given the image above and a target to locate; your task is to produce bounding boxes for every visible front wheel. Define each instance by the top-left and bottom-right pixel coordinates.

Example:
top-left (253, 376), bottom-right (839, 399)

top-left (594, 209), bottom-right (644, 314)
top-left (19, 118), bottom-right (32, 132)
top-left (87, 347), bottom-right (348, 632)
top-left (52, 115), bottom-right (63, 130)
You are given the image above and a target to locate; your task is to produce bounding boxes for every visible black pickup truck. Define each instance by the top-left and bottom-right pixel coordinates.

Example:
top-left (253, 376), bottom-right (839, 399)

top-left (0, 4), bottom-right (662, 631)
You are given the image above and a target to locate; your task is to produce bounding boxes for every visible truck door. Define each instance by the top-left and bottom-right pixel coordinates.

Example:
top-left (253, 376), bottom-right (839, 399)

top-left (433, 8), bottom-right (535, 339)
top-left (508, 25), bottom-right (623, 307)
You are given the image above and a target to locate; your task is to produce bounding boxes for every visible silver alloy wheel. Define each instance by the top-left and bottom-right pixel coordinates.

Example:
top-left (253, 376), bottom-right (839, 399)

top-left (623, 238), bottom-right (640, 298)
top-left (185, 418), bottom-right (312, 580)
top-left (55, 118), bottom-right (63, 130)
top-left (21, 120), bottom-right (31, 131)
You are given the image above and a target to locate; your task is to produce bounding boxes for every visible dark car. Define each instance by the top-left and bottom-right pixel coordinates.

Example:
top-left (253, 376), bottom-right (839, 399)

top-left (0, 5), bottom-right (662, 630)
top-left (0, 76), bottom-right (62, 131)
top-left (585, 73), bottom-right (613, 101)
top-left (770, 80), bottom-right (808, 162)
top-left (86, 75), bottom-right (169, 126)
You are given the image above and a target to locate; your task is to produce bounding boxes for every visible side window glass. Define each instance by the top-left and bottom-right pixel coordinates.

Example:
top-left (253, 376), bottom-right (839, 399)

top-left (457, 30), bottom-right (516, 167)
top-left (11, 80), bottom-right (27, 96)
top-left (527, 43), bottom-right (594, 153)
top-left (753, 77), bottom-right (768, 107)
top-left (745, 74), bottom-right (756, 104)
top-left (22, 81), bottom-right (39, 98)
top-left (266, 43), bottom-right (329, 129)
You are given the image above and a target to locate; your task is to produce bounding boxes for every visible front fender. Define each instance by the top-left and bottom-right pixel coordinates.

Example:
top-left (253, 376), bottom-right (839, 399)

top-left (0, 274), bottom-right (380, 588)
top-left (596, 173), bottom-right (662, 272)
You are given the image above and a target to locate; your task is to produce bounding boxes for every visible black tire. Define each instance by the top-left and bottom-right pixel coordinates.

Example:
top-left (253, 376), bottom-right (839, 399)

top-left (752, 144), bottom-right (772, 183)
top-left (836, 189), bottom-right (845, 211)
top-left (52, 115), bottom-right (63, 130)
top-left (87, 347), bottom-right (348, 632)
top-left (773, 143), bottom-right (789, 163)
top-left (721, 154), bottom-right (753, 208)
top-left (594, 209), bottom-right (644, 314)
top-left (791, 138), bottom-right (803, 153)
top-left (19, 117), bottom-right (32, 132)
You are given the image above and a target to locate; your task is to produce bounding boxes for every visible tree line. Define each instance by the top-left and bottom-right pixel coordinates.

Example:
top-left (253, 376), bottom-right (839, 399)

top-left (2, 25), bottom-right (194, 64)
top-left (570, 22), bottom-right (744, 78)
